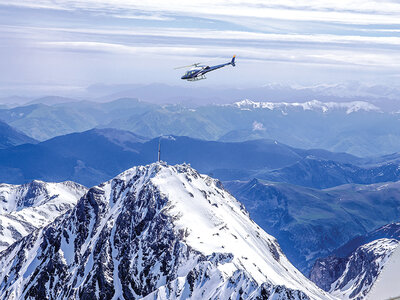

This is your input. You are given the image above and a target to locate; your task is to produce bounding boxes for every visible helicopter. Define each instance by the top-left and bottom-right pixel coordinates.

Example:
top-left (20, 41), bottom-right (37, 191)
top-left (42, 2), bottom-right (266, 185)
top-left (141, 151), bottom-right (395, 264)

top-left (176, 55), bottom-right (236, 81)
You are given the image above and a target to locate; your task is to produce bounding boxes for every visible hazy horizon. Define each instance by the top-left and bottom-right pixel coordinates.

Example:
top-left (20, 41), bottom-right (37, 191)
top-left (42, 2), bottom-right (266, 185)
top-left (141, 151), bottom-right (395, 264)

top-left (2, 81), bottom-right (400, 108)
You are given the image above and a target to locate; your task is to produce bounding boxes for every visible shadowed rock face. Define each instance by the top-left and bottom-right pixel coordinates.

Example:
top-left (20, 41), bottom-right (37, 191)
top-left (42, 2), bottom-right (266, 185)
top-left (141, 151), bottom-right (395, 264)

top-left (310, 256), bottom-right (347, 291)
top-left (0, 163), bottom-right (331, 300)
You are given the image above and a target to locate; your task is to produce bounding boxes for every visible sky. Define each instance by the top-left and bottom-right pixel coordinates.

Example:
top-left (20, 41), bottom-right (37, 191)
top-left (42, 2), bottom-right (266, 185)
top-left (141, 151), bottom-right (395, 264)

top-left (1, 0), bottom-right (400, 95)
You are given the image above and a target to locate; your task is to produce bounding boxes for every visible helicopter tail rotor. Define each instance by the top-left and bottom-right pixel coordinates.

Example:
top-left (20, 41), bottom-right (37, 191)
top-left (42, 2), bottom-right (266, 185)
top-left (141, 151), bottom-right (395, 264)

top-left (231, 55), bottom-right (236, 67)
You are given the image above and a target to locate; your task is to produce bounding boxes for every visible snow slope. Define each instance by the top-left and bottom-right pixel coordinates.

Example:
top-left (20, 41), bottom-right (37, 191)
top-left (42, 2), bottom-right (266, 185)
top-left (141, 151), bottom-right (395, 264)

top-left (330, 238), bottom-right (399, 299)
top-left (0, 180), bottom-right (87, 251)
top-left (366, 243), bottom-right (400, 299)
top-left (0, 163), bottom-right (333, 300)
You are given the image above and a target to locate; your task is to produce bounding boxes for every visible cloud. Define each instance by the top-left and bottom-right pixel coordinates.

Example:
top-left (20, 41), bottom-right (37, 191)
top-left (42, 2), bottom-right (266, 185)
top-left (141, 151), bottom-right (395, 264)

top-left (3, 22), bottom-right (398, 69)
top-left (252, 121), bottom-right (266, 131)
top-left (2, 0), bottom-right (400, 89)
top-left (13, 25), bottom-right (400, 47)
top-left (110, 14), bottom-right (174, 21)
top-left (37, 40), bottom-right (400, 68)
top-left (4, 0), bottom-right (400, 25)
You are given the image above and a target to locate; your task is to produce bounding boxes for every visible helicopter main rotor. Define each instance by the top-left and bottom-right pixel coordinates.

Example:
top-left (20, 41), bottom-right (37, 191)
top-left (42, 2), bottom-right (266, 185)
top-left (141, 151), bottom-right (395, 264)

top-left (174, 62), bottom-right (204, 70)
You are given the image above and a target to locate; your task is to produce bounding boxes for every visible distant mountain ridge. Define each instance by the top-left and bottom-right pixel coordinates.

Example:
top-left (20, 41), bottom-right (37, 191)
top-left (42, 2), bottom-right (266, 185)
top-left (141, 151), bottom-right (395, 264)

top-left (225, 180), bottom-right (400, 273)
top-left (0, 98), bottom-right (155, 141)
top-left (26, 95), bottom-right (81, 106)
top-left (1, 96), bottom-right (400, 156)
top-left (259, 156), bottom-right (400, 189)
top-left (333, 222), bottom-right (400, 258)
top-left (5, 81), bottom-right (400, 105)
top-left (2, 128), bottom-right (400, 189)
top-left (4, 128), bottom-right (400, 188)
top-left (0, 120), bottom-right (36, 148)
top-left (86, 82), bottom-right (400, 108)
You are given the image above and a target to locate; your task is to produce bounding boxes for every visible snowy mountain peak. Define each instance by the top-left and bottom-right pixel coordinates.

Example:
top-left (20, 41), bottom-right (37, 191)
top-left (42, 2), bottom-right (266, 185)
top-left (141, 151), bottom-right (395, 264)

top-left (231, 99), bottom-right (380, 114)
top-left (0, 180), bottom-right (87, 252)
top-left (0, 180), bottom-right (85, 214)
top-left (0, 162), bottom-right (332, 299)
top-left (367, 241), bottom-right (400, 299)
top-left (329, 238), bottom-right (399, 300)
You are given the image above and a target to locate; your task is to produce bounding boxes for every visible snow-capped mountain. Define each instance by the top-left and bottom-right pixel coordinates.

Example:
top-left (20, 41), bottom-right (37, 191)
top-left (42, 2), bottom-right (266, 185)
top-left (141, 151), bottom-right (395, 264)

top-left (0, 163), bottom-right (333, 299)
top-left (367, 244), bottom-right (400, 299)
top-left (310, 238), bottom-right (399, 300)
top-left (230, 99), bottom-right (380, 114)
top-left (0, 180), bottom-right (87, 252)
top-left (330, 239), bottom-right (399, 299)
top-left (310, 223), bottom-right (400, 299)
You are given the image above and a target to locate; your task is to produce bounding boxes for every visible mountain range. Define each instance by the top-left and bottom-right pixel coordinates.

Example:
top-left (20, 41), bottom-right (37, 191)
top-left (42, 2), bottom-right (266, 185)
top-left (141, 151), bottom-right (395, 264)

top-left (3, 128), bottom-right (400, 189)
top-left (0, 163), bottom-right (333, 300)
top-left (1, 92), bottom-right (400, 298)
top-left (0, 99), bottom-right (155, 141)
top-left (6, 82), bottom-right (400, 107)
top-left (90, 82), bottom-right (400, 105)
top-left (2, 126), bottom-right (400, 278)
top-left (225, 180), bottom-right (400, 274)
top-left (2, 97), bottom-right (400, 156)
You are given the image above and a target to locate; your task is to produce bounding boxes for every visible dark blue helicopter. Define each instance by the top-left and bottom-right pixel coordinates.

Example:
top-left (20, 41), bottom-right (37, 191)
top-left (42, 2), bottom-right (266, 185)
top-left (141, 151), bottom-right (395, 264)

top-left (177, 55), bottom-right (236, 81)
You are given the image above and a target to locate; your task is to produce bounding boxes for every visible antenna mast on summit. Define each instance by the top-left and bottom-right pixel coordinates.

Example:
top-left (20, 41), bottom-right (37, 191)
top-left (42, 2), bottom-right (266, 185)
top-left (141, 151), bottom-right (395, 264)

top-left (158, 137), bottom-right (161, 162)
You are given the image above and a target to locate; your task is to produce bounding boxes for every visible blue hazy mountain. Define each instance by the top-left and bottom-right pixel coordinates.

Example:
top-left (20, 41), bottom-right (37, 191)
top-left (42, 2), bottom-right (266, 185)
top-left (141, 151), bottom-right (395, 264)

top-left (86, 99), bottom-right (400, 157)
top-left (107, 100), bottom-right (400, 157)
top-left (0, 99), bottom-right (156, 141)
top-left (0, 120), bottom-right (36, 148)
top-left (224, 180), bottom-right (400, 274)
top-left (2, 98), bottom-right (400, 156)
top-left (0, 129), bottom-right (148, 186)
top-left (258, 156), bottom-right (400, 189)
top-left (333, 222), bottom-right (400, 258)
top-left (87, 82), bottom-right (400, 108)
top-left (26, 96), bottom-right (80, 106)
top-left (1, 128), bottom-right (400, 188)
top-left (0, 128), bottom-right (373, 186)
top-left (0, 103), bottom-right (99, 141)
top-left (0, 130), bottom-right (306, 186)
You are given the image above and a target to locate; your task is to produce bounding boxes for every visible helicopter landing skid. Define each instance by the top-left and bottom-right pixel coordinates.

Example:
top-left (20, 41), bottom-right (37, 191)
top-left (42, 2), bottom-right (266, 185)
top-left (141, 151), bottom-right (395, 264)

top-left (188, 75), bottom-right (206, 81)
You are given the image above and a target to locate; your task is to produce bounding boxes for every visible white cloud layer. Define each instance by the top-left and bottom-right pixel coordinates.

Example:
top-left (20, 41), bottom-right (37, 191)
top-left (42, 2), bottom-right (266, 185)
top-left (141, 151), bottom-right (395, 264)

top-left (5, 0), bottom-right (400, 25)
top-left (1, 0), bottom-right (400, 88)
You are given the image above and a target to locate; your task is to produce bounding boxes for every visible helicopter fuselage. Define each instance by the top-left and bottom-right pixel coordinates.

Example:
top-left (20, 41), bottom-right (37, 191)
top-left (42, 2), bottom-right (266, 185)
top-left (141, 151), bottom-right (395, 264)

top-left (181, 56), bottom-right (235, 81)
